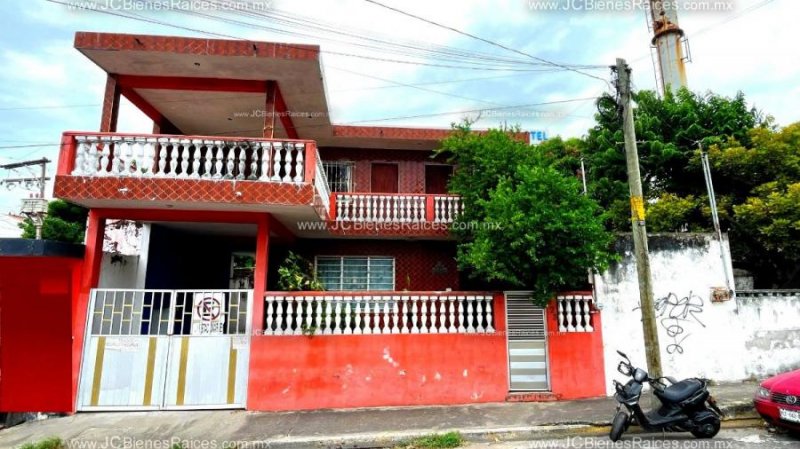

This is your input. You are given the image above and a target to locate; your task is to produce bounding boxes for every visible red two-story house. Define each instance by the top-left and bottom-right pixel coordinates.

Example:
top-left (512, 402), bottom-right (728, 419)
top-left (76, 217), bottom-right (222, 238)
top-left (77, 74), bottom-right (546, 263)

top-left (52, 32), bottom-right (607, 413)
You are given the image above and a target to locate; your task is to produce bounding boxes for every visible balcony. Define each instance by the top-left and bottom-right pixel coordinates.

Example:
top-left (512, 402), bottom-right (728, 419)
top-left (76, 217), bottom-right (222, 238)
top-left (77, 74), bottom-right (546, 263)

top-left (327, 193), bottom-right (463, 237)
top-left (54, 131), bottom-right (331, 223)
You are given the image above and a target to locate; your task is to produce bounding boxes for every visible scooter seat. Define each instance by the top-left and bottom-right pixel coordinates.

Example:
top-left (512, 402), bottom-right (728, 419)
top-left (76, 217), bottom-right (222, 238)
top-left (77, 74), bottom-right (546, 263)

top-left (655, 379), bottom-right (703, 403)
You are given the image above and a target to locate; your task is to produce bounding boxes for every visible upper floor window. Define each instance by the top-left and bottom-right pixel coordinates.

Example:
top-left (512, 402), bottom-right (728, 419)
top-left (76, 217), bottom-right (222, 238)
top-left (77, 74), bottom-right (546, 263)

top-left (315, 256), bottom-right (394, 291)
top-left (323, 161), bottom-right (354, 192)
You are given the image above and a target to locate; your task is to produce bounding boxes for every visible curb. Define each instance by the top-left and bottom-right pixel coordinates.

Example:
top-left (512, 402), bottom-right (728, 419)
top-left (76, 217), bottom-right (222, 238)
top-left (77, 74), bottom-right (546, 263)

top-left (264, 405), bottom-right (762, 448)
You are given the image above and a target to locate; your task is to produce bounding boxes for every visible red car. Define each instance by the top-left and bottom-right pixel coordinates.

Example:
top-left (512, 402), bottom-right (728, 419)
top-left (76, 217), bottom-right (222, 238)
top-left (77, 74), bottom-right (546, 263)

top-left (754, 369), bottom-right (800, 432)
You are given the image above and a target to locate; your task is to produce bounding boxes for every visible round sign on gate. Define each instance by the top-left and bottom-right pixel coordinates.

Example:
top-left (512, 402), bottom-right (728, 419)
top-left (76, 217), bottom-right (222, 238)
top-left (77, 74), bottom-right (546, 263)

top-left (191, 293), bottom-right (225, 335)
top-left (196, 297), bottom-right (222, 321)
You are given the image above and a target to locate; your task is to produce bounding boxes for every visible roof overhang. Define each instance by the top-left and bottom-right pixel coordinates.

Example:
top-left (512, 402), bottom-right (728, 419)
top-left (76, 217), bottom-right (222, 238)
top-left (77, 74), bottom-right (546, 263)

top-left (75, 32), bottom-right (525, 150)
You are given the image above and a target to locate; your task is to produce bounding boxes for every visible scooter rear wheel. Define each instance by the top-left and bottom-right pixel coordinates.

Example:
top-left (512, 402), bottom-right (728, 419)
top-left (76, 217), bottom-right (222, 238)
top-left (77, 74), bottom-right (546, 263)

top-left (691, 416), bottom-right (721, 439)
top-left (609, 411), bottom-right (628, 442)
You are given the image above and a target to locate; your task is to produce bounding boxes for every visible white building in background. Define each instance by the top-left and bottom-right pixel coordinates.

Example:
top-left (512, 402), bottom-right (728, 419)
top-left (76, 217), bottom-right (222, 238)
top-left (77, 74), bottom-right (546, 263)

top-left (0, 213), bottom-right (24, 238)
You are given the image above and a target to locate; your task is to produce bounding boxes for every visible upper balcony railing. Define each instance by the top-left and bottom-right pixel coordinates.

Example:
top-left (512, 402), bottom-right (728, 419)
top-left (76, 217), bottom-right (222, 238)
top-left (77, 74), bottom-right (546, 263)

top-left (331, 193), bottom-right (463, 224)
top-left (58, 132), bottom-right (319, 184)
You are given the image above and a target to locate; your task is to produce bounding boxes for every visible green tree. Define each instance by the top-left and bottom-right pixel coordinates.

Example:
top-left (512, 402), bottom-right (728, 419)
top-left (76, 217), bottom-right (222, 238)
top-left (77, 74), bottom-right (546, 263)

top-left (436, 124), bottom-right (615, 305)
top-left (19, 199), bottom-right (88, 243)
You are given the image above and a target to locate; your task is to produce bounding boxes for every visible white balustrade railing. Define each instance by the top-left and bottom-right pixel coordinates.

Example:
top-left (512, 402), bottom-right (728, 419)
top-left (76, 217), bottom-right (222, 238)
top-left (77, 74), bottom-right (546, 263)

top-left (434, 195), bottom-right (463, 223)
top-left (263, 293), bottom-right (496, 335)
top-left (69, 134), bottom-right (311, 183)
top-left (556, 294), bottom-right (594, 332)
top-left (335, 194), bottom-right (426, 223)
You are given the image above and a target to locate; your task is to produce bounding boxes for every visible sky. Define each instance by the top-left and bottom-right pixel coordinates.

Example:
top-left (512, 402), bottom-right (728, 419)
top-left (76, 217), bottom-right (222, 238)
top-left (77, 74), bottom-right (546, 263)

top-left (0, 0), bottom-right (797, 214)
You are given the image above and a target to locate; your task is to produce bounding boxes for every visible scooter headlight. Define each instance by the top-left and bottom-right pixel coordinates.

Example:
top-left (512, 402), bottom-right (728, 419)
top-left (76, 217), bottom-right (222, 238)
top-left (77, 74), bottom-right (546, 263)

top-left (757, 386), bottom-right (771, 399)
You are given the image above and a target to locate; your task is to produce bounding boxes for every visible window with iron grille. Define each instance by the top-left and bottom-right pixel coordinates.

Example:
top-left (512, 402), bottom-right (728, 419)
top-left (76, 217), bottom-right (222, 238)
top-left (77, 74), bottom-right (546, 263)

top-left (322, 161), bottom-right (354, 192)
top-left (315, 256), bottom-right (394, 291)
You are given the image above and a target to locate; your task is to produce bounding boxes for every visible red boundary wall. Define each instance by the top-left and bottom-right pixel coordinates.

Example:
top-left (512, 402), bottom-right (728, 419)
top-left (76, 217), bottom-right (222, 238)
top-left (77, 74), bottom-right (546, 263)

top-left (545, 293), bottom-right (607, 400)
top-left (0, 255), bottom-right (83, 412)
top-left (247, 294), bottom-right (509, 411)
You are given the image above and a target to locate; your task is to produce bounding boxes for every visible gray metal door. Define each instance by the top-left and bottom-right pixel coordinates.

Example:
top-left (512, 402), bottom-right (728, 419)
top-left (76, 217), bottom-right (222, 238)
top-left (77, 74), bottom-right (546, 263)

top-left (77, 289), bottom-right (251, 411)
top-left (505, 292), bottom-right (550, 391)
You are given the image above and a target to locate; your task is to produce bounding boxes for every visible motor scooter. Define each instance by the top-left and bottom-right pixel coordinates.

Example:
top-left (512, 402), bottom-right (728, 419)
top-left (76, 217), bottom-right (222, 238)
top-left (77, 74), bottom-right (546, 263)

top-left (610, 350), bottom-right (723, 442)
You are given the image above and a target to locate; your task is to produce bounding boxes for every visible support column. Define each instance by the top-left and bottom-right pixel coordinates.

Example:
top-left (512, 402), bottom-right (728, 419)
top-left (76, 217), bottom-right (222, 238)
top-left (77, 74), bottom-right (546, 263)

top-left (252, 215), bottom-right (270, 333)
top-left (71, 210), bottom-right (106, 411)
top-left (263, 81), bottom-right (277, 139)
top-left (99, 75), bottom-right (120, 133)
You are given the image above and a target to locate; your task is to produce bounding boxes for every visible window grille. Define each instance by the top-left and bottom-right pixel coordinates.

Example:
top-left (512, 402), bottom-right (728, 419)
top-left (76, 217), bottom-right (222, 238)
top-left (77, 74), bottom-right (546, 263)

top-left (323, 161), bottom-right (354, 192)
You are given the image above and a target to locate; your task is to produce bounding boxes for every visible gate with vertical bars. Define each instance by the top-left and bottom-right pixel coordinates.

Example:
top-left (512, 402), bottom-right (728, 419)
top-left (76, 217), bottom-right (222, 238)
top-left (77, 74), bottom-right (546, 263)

top-left (77, 289), bottom-right (251, 410)
top-left (505, 292), bottom-right (550, 391)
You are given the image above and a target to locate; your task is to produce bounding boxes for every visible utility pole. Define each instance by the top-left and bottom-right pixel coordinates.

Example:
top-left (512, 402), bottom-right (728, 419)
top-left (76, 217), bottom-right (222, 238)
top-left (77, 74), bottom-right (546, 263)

top-left (1, 158), bottom-right (51, 239)
top-left (615, 58), bottom-right (662, 380)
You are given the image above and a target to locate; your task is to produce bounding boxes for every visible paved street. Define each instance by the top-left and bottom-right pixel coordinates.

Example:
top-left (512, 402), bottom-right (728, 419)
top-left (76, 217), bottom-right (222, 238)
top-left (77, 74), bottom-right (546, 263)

top-left (464, 428), bottom-right (798, 448)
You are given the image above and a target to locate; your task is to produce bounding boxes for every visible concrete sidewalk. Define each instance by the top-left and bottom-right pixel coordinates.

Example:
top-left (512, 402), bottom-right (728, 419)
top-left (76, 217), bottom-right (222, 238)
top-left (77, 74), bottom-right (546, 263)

top-left (0, 382), bottom-right (760, 449)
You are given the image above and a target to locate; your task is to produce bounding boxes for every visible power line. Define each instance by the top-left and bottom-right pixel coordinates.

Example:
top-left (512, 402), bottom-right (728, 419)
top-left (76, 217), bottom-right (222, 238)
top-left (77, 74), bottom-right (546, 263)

top-left (361, 0), bottom-right (610, 85)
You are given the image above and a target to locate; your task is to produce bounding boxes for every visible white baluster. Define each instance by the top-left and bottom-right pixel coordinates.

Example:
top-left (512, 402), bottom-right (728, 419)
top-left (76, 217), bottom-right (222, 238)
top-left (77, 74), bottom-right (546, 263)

top-left (301, 296), bottom-right (311, 334)
top-left (248, 142), bottom-right (260, 180)
top-left (566, 297), bottom-right (576, 332)
top-left (313, 297), bottom-right (322, 334)
top-left (557, 297), bottom-right (566, 332)
top-left (259, 142), bottom-right (270, 181)
top-left (391, 298), bottom-right (400, 334)
top-left (202, 140), bottom-right (214, 179)
top-left (333, 296), bottom-right (343, 335)
top-left (420, 297), bottom-right (429, 333)
top-left (72, 136), bottom-right (87, 175)
top-left (485, 296), bottom-right (495, 333)
top-left (271, 143), bottom-right (283, 181)
top-left (98, 141), bottom-right (110, 176)
top-left (456, 296), bottom-right (466, 333)
top-left (336, 194), bottom-right (345, 221)
top-left (285, 299), bottom-right (295, 335)
top-left (213, 143), bottom-right (224, 179)
top-left (265, 298), bottom-right (274, 335)
top-left (343, 300), bottom-right (353, 335)
top-left (583, 297), bottom-right (594, 332)
top-left (466, 297), bottom-right (475, 333)
top-left (274, 298), bottom-right (284, 335)
top-left (428, 299), bottom-right (438, 334)
top-left (293, 143), bottom-right (304, 183)
top-left (411, 296), bottom-right (420, 334)
top-left (438, 297), bottom-right (448, 333)
top-left (381, 300), bottom-right (391, 334)
top-left (372, 298), bottom-right (383, 334)
top-left (282, 143), bottom-right (294, 182)
top-left (323, 296), bottom-right (334, 335)
top-left (400, 298), bottom-right (409, 334)
top-left (189, 139), bottom-right (202, 178)
top-left (357, 195), bottom-right (365, 222)
top-left (412, 197), bottom-right (420, 222)
top-left (362, 300), bottom-right (371, 335)
top-left (155, 138), bottom-right (167, 177)
top-left (224, 143), bottom-right (235, 179)
top-left (167, 139), bottom-right (179, 177)
top-left (178, 140), bottom-right (190, 178)
top-left (135, 138), bottom-right (146, 177)
top-left (476, 297), bottom-right (485, 333)
top-left (236, 144), bottom-right (247, 180)
top-left (353, 303), bottom-right (362, 335)
top-left (448, 297), bottom-right (457, 333)
top-left (434, 197), bottom-right (442, 223)
top-left (124, 138), bottom-right (136, 176)
top-left (142, 138), bottom-right (156, 177)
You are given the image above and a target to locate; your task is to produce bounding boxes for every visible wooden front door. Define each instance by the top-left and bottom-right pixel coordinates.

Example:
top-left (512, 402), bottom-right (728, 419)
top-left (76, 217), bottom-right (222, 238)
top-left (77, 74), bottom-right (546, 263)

top-left (425, 165), bottom-right (453, 194)
top-left (371, 163), bottom-right (399, 193)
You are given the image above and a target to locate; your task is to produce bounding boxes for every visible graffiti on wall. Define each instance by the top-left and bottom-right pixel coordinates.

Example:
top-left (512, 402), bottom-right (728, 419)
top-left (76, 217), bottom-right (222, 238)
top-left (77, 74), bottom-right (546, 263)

top-left (655, 291), bottom-right (706, 355)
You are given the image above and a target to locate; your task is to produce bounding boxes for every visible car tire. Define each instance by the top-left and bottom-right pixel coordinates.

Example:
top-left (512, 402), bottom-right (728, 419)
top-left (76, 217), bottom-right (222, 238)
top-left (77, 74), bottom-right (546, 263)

top-left (610, 411), bottom-right (628, 442)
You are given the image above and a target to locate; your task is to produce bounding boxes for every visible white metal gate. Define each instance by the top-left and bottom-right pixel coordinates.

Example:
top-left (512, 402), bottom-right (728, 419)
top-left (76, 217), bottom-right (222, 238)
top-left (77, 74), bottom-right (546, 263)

top-left (77, 289), bottom-right (252, 411)
top-left (505, 292), bottom-right (550, 391)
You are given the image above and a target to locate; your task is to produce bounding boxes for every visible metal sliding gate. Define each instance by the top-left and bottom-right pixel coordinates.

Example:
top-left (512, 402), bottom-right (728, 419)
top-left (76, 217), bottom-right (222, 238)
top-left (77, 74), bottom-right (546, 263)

top-left (505, 292), bottom-right (550, 391)
top-left (77, 289), bottom-right (252, 411)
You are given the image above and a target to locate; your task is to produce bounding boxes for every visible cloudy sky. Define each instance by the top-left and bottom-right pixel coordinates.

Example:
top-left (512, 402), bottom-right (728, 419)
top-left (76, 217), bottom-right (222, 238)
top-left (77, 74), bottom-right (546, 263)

top-left (0, 0), bottom-right (796, 213)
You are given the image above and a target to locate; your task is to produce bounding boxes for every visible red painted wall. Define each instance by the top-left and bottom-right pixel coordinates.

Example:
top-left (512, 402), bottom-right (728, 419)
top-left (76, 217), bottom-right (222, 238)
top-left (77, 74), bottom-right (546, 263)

top-left (247, 295), bottom-right (508, 411)
top-left (319, 147), bottom-right (451, 194)
top-left (0, 257), bottom-right (83, 412)
top-left (545, 296), bottom-right (607, 400)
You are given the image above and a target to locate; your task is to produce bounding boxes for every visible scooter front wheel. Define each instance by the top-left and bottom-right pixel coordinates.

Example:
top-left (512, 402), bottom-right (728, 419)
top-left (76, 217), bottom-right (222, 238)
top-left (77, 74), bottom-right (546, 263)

top-left (609, 411), bottom-right (628, 442)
